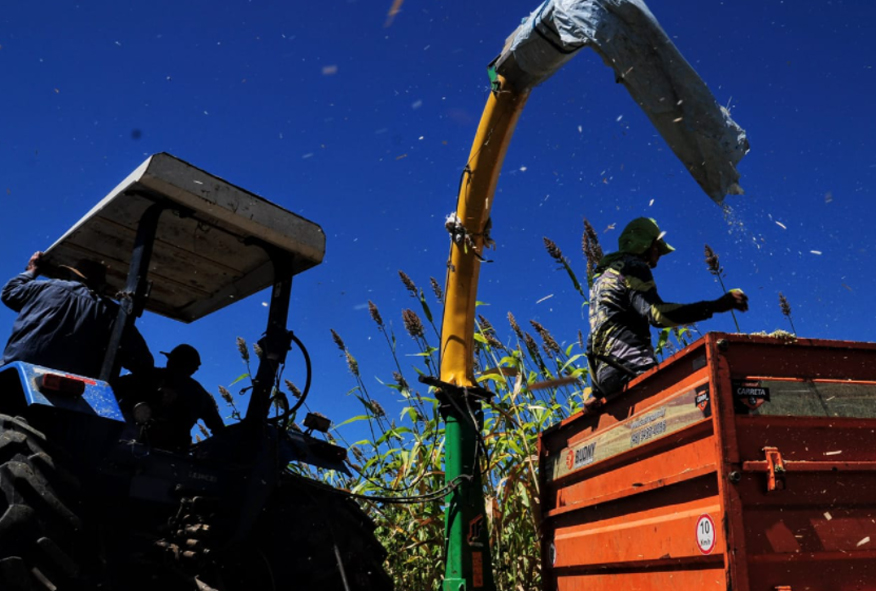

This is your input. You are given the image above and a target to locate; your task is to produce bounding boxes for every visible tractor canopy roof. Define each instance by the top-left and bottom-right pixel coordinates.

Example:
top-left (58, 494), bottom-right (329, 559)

top-left (42, 153), bottom-right (325, 323)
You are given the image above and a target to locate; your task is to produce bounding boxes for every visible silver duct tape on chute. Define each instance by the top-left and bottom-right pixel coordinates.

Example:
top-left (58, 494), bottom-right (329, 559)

top-left (493, 0), bottom-right (749, 203)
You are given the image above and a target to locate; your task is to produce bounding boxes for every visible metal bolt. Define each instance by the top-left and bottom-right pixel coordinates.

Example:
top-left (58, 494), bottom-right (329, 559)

top-left (729, 471), bottom-right (741, 483)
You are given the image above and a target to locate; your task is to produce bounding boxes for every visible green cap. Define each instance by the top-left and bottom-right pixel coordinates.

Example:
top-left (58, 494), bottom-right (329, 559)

top-left (618, 217), bottom-right (675, 256)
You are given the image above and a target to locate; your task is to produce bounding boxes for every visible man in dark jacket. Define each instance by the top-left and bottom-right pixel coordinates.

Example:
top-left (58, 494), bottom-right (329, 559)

top-left (119, 344), bottom-right (225, 452)
top-left (1, 251), bottom-right (153, 378)
top-left (588, 218), bottom-right (748, 397)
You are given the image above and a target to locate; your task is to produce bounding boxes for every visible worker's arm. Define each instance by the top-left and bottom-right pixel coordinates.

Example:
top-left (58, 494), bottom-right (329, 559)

top-left (195, 383), bottom-right (226, 435)
top-left (1, 270), bottom-right (46, 313)
top-left (626, 264), bottom-right (745, 328)
top-left (117, 324), bottom-right (155, 375)
top-left (2, 252), bottom-right (48, 312)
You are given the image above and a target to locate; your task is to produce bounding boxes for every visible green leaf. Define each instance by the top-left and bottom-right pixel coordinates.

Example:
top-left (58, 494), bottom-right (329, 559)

top-left (499, 355), bottom-right (519, 366)
top-left (418, 289), bottom-right (434, 323)
top-left (335, 415), bottom-right (372, 428)
top-left (229, 372), bottom-right (250, 387)
top-left (410, 346), bottom-right (439, 357)
top-left (569, 367), bottom-right (588, 379)
top-left (655, 327), bottom-right (671, 358)
top-left (559, 353), bottom-right (585, 372)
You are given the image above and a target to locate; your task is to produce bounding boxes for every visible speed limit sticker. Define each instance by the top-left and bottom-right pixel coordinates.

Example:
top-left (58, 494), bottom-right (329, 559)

top-left (696, 514), bottom-right (716, 554)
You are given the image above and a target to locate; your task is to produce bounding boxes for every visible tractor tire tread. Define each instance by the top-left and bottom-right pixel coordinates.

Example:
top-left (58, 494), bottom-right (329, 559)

top-left (0, 414), bottom-right (85, 591)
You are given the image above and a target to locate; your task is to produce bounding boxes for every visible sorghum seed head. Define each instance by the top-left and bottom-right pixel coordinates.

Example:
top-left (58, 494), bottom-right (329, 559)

top-left (368, 300), bottom-right (384, 327)
top-left (779, 292), bottom-right (792, 317)
top-left (583, 218), bottom-right (603, 261)
top-left (345, 351), bottom-right (360, 377)
top-left (285, 379), bottom-right (302, 398)
top-left (582, 219), bottom-right (603, 279)
top-left (330, 329), bottom-right (346, 351)
top-left (430, 277), bottom-right (444, 304)
top-left (371, 400), bottom-right (386, 418)
top-left (704, 244), bottom-right (722, 275)
top-left (218, 385), bottom-right (233, 405)
top-left (485, 332), bottom-right (503, 350)
top-left (523, 332), bottom-right (540, 360)
top-left (478, 315), bottom-right (502, 349)
top-left (236, 337), bottom-right (249, 362)
top-left (530, 320), bottom-right (561, 356)
top-left (392, 371), bottom-right (410, 391)
top-left (399, 270), bottom-right (418, 296)
top-left (402, 309), bottom-right (425, 339)
top-left (478, 314), bottom-right (495, 335)
top-left (543, 237), bottom-right (564, 263)
top-left (508, 312), bottom-right (523, 340)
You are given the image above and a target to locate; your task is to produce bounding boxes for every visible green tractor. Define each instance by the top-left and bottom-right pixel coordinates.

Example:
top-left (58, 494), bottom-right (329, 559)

top-left (0, 153), bottom-right (391, 590)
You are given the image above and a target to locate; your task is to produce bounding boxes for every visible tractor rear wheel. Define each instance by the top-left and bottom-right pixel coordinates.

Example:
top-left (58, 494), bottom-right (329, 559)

top-left (220, 471), bottom-right (393, 591)
top-left (0, 414), bottom-right (86, 591)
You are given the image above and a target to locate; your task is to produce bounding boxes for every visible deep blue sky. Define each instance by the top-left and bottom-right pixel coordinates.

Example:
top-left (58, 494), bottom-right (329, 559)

top-left (2, 1), bottom-right (875, 434)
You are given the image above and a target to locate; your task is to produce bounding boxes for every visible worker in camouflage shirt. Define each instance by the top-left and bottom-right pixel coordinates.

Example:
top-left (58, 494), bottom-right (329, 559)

top-left (587, 218), bottom-right (748, 397)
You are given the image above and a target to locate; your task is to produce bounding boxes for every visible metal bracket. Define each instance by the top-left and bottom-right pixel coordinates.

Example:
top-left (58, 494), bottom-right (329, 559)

top-left (764, 446), bottom-right (786, 492)
top-left (418, 376), bottom-right (494, 404)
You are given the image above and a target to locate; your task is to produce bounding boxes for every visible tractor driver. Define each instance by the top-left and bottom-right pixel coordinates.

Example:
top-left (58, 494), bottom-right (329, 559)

top-left (118, 344), bottom-right (225, 451)
top-left (1, 251), bottom-right (154, 379)
top-left (587, 218), bottom-right (748, 401)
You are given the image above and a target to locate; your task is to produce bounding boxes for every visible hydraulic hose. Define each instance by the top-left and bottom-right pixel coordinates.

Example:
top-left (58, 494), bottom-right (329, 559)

top-left (284, 331), bottom-right (312, 421)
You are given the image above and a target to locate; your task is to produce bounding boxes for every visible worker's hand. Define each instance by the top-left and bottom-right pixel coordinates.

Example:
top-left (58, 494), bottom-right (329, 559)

top-left (584, 395), bottom-right (605, 413)
top-left (25, 251), bottom-right (43, 274)
top-left (715, 289), bottom-right (748, 313)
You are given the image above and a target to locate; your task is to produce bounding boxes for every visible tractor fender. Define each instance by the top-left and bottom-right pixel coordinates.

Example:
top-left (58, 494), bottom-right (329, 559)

top-left (0, 362), bottom-right (125, 422)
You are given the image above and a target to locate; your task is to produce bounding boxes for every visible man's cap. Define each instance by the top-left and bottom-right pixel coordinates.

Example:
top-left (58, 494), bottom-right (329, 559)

top-left (618, 217), bottom-right (675, 256)
top-left (59, 259), bottom-right (108, 288)
top-left (160, 344), bottom-right (201, 366)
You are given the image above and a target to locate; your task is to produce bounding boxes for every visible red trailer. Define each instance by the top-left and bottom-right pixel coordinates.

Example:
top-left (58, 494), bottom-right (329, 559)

top-left (540, 332), bottom-right (876, 591)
